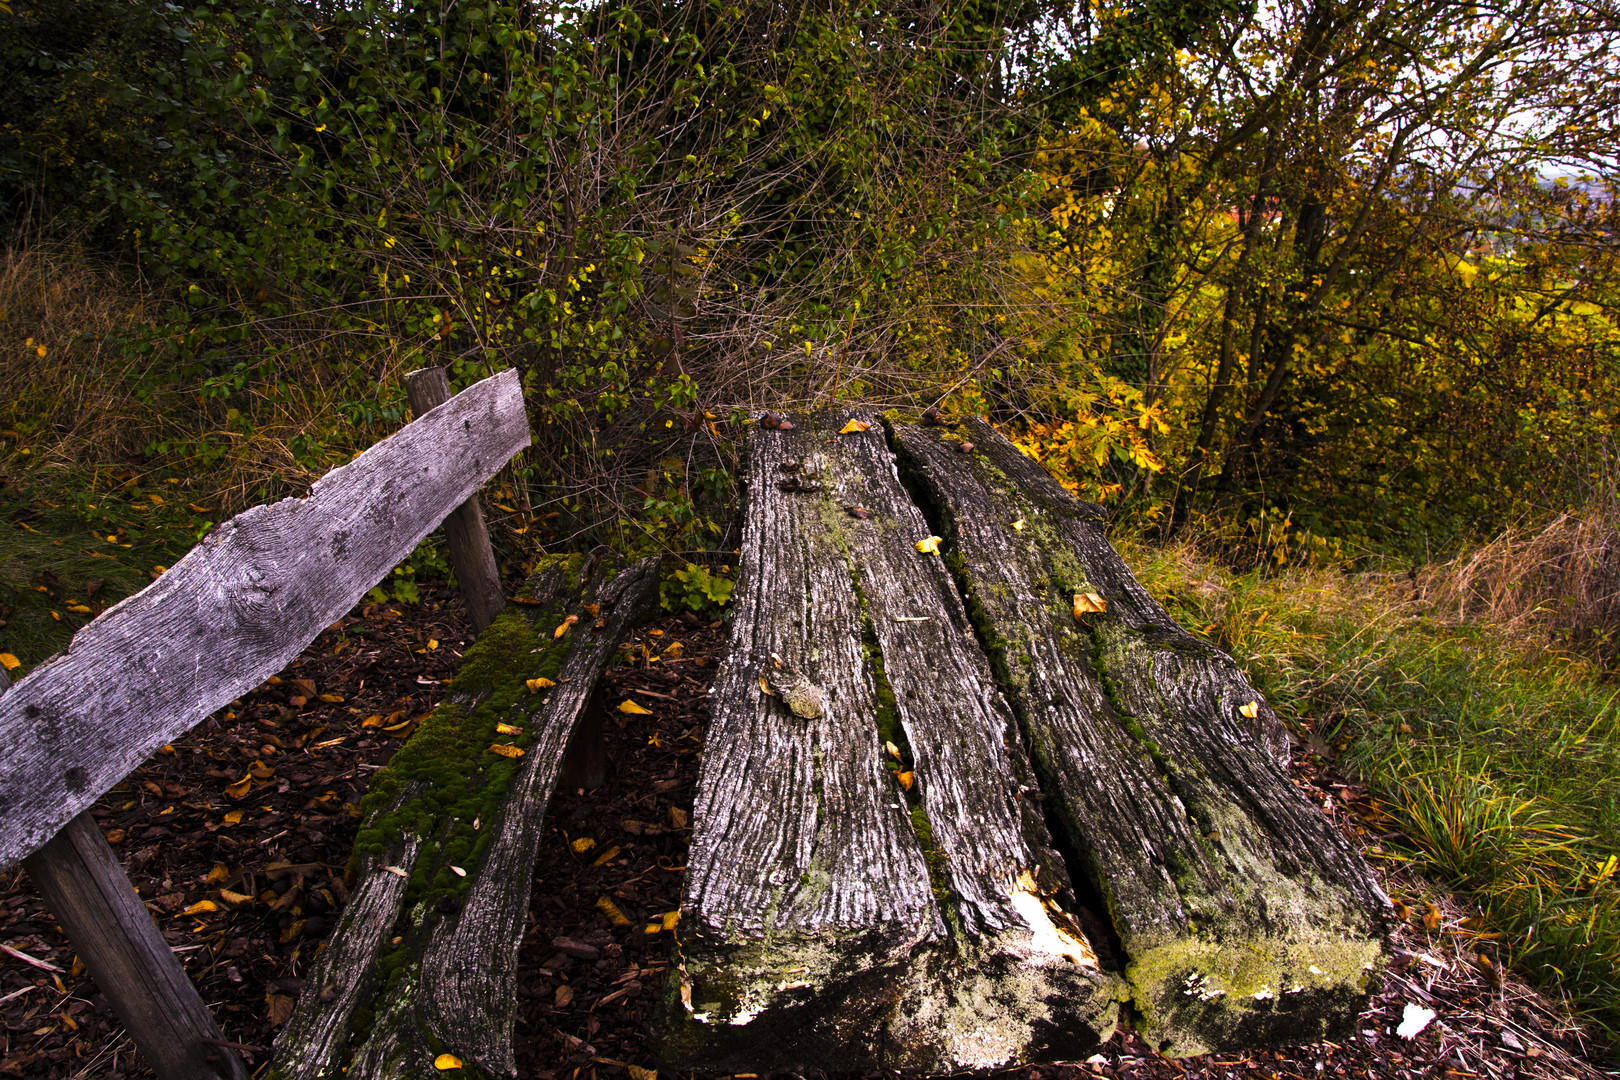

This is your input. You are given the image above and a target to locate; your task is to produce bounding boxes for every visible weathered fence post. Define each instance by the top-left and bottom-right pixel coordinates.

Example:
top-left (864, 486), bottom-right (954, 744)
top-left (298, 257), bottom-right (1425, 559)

top-left (405, 367), bottom-right (507, 633)
top-left (0, 370), bottom-right (531, 1080)
top-left (6, 670), bottom-right (246, 1080)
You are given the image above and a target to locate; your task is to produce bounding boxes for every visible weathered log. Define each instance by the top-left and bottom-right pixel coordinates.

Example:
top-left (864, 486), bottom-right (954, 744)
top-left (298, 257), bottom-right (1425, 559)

top-left (0, 369), bottom-right (530, 871)
top-left (891, 417), bottom-right (1392, 1055)
top-left (270, 555), bottom-right (660, 1080)
top-left (658, 412), bottom-right (1120, 1074)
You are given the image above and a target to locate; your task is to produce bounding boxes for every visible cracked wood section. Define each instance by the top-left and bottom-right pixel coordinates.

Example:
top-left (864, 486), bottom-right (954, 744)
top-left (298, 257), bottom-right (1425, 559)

top-left (892, 418), bottom-right (1391, 1055)
top-left (271, 558), bottom-right (660, 1080)
top-left (0, 369), bottom-right (530, 871)
top-left (668, 414), bottom-right (941, 1070)
top-left (663, 413), bottom-right (1117, 1075)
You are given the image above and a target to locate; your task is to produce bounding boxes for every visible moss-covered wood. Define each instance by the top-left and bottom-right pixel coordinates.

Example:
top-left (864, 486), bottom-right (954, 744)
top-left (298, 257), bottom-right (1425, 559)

top-left (890, 417), bottom-right (1392, 1056)
top-left (658, 412), bottom-right (1120, 1074)
top-left (270, 555), bottom-right (659, 1080)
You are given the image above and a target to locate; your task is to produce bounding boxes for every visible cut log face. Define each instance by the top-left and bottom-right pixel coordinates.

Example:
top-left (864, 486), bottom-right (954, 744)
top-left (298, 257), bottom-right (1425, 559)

top-left (891, 417), bottom-right (1393, 1056)
top-left (660, 412), bottom-right (1121, 1074)
top-left (270, 556), bottom-right (660, 1080)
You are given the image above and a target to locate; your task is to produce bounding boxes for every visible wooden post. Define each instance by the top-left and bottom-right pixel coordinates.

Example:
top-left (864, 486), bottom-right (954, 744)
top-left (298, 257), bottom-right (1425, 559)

top-left (405, 367), bottom-right (508, 633)
top-left (3, 673), bottom-right (246, 1080)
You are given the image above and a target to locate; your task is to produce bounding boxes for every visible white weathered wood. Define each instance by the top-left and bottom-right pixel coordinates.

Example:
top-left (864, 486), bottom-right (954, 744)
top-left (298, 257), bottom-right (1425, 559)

top-left (666, 412), bottom-right (943, 1071)
top-left (0, 369), bottom-right (530, 871)
top-left (892, 417), bottom-right (1392, 1056)
top-left (404, 368), bottom-right (507, 634)
top-left (663, 412), bottom-right (1118, 1074)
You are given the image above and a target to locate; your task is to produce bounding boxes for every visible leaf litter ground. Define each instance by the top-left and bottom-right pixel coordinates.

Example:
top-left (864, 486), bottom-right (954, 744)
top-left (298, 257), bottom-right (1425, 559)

top-left (0, 590), bottom-right (1615, 1080)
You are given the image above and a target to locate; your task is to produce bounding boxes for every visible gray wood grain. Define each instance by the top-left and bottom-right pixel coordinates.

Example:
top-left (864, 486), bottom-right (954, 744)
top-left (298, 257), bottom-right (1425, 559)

top-left (405, 368), bottom-right (507, 634)
top-left (665, 413), bottom-right (942, 1071)
top-left (0, 369), bottom-right (529, 871)
top-left (661, 413), bottom-right (1117, 1074)
top-left (270, 557), bottom-right (661, 1080)
top-left (892, 417), bottom-right (1391, 1055)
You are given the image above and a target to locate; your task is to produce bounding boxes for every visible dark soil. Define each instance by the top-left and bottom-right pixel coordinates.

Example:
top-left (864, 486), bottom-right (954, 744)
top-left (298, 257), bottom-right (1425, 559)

top-left (0, 585), bottom-right (1615, 1080)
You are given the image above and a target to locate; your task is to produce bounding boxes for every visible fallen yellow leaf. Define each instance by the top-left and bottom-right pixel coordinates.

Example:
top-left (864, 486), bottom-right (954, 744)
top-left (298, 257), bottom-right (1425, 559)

top-left (628, 1066), bottom-right (658, 1080)
top-left (222, 809), bottom-right (245, 825)
top-left (361, 714), bottom-right (386, 728)
top-left (495, 722), bottom-right (523, 736)
top-left (0, 653), bottom-right (18, 671)
top-left (571, 837), bottom-right (596, 854)
top-left (205, 863), bottom-right (230, 885)
top-left (896, 770), bottom-right (915, 791)
top-left (319, 693), bottom-right (345, 703)
top-left (661, 910), bottom-right (681, 930)
top-left (1011, 519), bottom-right (1026, 530)
top-left (433, 1054), bottom-right (463, 1071)
top-left (218, 889), bottom-right (252, 906)
top-left (181, 900), bottom-right (218, 916)
top-left (884, 741), bottom-right (901, 759)
top-left (489, 743), bottom-right (524, 758)
top-left (225, 777), bottom-right (252, 800)
top-left (526, 677), bottom-right (556, 692)
top-left (839, 419), bottom-right (871, 434)
top-left (597, 896), bottom-right (632, 925)
top-left (592, 844), bottom-right (623, 867)
top-left (65, 603), bottom-right (92, 614)
top-left (914, 536), bottom-right (942, 555)
top-left (584, 603), bottom-right (600, 617)
top-left (1239, 700), bottom-right (1260, 719)
top-left (553, 614), bottom-right (580, 638)
top-left (618, 699), bottom-right (653, 715)
top-left (663, 641), bottom-right (685, 658)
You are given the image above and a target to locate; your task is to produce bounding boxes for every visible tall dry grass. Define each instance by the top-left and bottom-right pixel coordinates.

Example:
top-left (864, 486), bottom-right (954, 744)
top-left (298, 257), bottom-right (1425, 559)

top-left (0, 243), bottom-right (163, 470)
top-left (0, 244), bottom-right (381, 509)
top-left (1425, 507), bottom-right (1620, 663)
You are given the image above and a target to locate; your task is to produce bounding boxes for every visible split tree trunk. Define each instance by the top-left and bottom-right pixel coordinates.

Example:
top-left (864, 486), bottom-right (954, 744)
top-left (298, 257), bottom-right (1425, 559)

top-left (659, 412), bottom-right (1390, 1071)
top-left (892, 417), bottom-right (1391, 1056)
top-left (270, 556), bottom-right (660, 1080)
top-left (659, 411), bottom-right (1121, 1074)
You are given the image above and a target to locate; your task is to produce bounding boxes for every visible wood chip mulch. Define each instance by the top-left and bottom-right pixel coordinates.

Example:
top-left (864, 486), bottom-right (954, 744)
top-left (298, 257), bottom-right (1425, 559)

top-left (0, 589), bottom-right (1615, 1080)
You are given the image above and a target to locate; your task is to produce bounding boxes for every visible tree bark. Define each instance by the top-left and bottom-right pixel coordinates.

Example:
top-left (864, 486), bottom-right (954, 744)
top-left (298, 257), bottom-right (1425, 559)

top-left (892, 418), bottom-right (1391, 1056)
top-left (659, 410), bottom-right (1120, 1074)
top-left (270, 556), bottom-right (660, 1080)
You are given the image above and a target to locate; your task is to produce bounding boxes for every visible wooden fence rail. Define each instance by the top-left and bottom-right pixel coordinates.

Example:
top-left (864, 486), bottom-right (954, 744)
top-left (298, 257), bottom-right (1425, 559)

top-left (0, 368), bottom-right (530, 1080)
